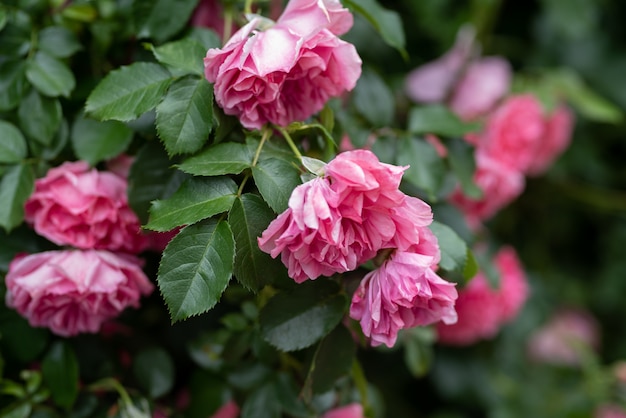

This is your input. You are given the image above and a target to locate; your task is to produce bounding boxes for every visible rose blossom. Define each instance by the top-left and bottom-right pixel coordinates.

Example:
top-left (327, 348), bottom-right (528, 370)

top-left (322, 403), bottom-right (364, 418)
top-left (258, 150), bottom-right (433, 282)
top-left (350, 239), bottom-right (458, 348)
top-left (204, 0), bottom-right (362, 129)
top-left (477, 94), bottom-right (546, 173)
top-left (5, 250), bottom-right (154, 337)
top-left (436, 246), bottom-right (528, 345)
top-left (449, 151), bottom-right (525, 223)
top-left (449, 57), bottom-right (512, 121)
top-left (527, 104), bottom-right (575, 176)
top-left (24, 161), bottom-right (146, 253)
top-left (527, 308), bottom-right (599, 366)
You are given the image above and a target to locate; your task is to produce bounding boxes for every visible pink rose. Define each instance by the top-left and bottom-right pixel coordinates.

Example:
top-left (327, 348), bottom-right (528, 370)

top-left (449, 57), bottom-right (512, 121)
top-left (449, 151), bottom-right (525, 223)
top-left (527, 308), bottom-right (599, 366)
top-left (350, 237), bottom-right (458, 348)
top-left (5, 250), bottom-right (154, 337)
top-left (204, 0), bottom-right (362, 129)
top-left (24, 161), bottom-right (146, 253)
top-left (322, 403), bottom-right (364, 418)
top-left (478, 94), bottom-right (546, 172)
top-left (436, 246), bottom-right (528, 345)
top-left (258, 150), bottom-right (433, 282)
top-left (210, 400), bottom-right (240, 418)
top-left (527, 104), bottom-right (575, 176)
top-left (405, 26), bottom-right (475, 103)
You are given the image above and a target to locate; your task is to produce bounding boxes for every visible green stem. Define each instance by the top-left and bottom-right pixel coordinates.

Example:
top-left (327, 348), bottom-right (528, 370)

top-left (237, 128), bottom-right (271, 196)
top-left (277, 127), bottom-right (303, 161)
top-left (223, 5), bottom-right (233, 43)
top-left (244, 0), bottom-right (254, 14)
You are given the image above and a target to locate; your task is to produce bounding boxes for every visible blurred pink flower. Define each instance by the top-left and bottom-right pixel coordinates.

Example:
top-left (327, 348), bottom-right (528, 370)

top-left (478, 94), bottom-right (546, 173)
top-left (5, 250), bottom-right (154, 337)
top-left (527, 104), bottom-right (575, 176)
top-left (210, 400), bottom-right (240, 418)
top-left (350, 239), bottom-right (458, 348)
top-left (405, 26), bottom-right (475, 103)
top-left (258, 150), bottom-right (433, 282)
top-left (204, 0), bottom-right (361, 129)
top-left (190, 0), bottom-right (235, 39)
top-left (405, 26), bottom-right (511, 120)
top-left (449, 151), bottom-right (525, 223)
top-left (449, 57), bottom-right (512, 121)
top-left (527, 308), bottom-right (600, 366)
top-left (322, 403), bottom-right (364, 418)
top-left (24, 161), bottom-right (146, 253)
top-left (595, 404), bottom-right (626, 418)
top-left (436, 246), bottom-right (528, 345)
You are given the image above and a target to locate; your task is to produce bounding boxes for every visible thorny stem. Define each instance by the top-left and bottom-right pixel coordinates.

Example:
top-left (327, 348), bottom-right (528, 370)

top-left (237, 127), bottom-right (271, 196)
top-left (277, 126), bottom-right (303, 161)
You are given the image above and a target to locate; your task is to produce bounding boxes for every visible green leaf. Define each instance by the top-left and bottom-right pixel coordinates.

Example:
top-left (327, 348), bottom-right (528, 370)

top-left (26, 51), bottom-right (76, 98)
top-left (353, 68), bottom-right (394, 127)
top-left (146, 176), bottom-right (237, 232)
top-left (343, 0), bottom-right (407, 59)
top-left (305, 325), bottom-right (356, 395)
top-left (463, 248), bottom-right (479, 281)
top-left (0, 60), bottom-right (28, 111)
top-left (403, 327), bottom-right (435, 378)
top-left (397, 136), bottom-right (446, 199)
top-left (134, 0), bottom-right (199, 43)
top-left (149, 38), bottom-right (207, 76)
top-left (241, 384), bottom-right (281, 418)
top-left (260, 280), bottom-right (347, 352)
top-left (0, 121), bottom-right (27, 163)
top-left (158, 219), bottom-right (235, 322)
top-left (0, 5), bottom-right (6, 31)
top-left (38, 26), bottom-right (82, 58)
top-left (0, 163), bottom-right (35, 233)
top-left (128, 142), bottom-right (188, 224)
top-left (133, 347), bottom-right (175, 399)
top-left (546, 68), bottom-right (622, 123)
top-left (0, 9), bottom-right (32, 56)
top-left (408, 105), bottom-right (480, 137)
top-left (18, 90), bottom-right (62, 146)
top-left (429, 221), bottom-right (468, 273)
top-left (228, 194), bottom-right (286, 291)
top-left (156, 76), bottom-right (214, 156)
top-left (33, 119), bottom-right (69, 161)
top-left (85, 62), bottom-right (172, 122)
top-left (446, 137), bottom-right (482, 199)
top-left (188, 27), bottom-right (222, 50)
top-left (70, 116), bottom-right (134, 165)
top-left (178, 142), bottom-right (252, 176)
top-left (41, 341), bottom-right (79, 409)
top-left (252, 158), bottom-right (301, 213)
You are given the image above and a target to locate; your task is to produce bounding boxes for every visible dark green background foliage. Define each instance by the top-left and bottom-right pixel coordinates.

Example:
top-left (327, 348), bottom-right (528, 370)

top-left (1, 0), bottom-right (625, 417)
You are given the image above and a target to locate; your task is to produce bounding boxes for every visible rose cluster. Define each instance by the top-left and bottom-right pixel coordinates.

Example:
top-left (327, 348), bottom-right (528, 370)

top-left (204, 0), bottom-right (362, 129)
top-left (406, 26), bottom-right (575, 224)
top-left (5, 161), bottom-right (154, 337)
top-left (259, 150), bottom-right (458, 347)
